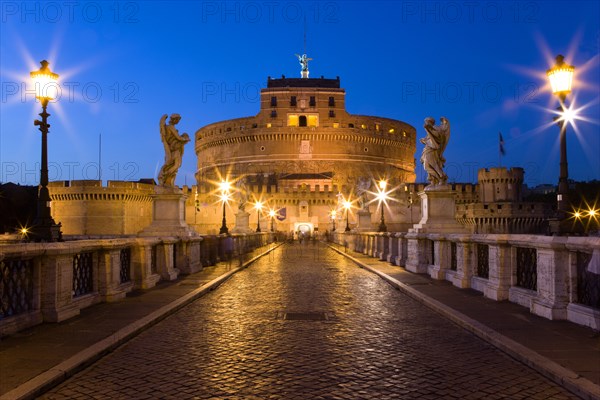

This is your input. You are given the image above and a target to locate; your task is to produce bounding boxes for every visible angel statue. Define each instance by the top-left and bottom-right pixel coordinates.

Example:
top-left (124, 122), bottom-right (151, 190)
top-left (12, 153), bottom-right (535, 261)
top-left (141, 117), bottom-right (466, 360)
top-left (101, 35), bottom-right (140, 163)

top-left (295, 53), bottom-right (313, 77)
top-left (420, 116), bottom-right (450, 186)
top-left (236, 177), bottom-right (249, 212)
top-left (356, 176), bottom-right (372, 211)
top-left (158, 113), bottom-right (190, 187)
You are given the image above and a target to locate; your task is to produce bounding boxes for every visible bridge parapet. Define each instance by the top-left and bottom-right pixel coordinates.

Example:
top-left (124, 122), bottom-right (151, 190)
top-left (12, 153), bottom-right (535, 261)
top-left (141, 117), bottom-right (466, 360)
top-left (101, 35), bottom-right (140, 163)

top-left (329, 231), bottom-right (600, 330)
top-left (0, 232), bottom-right (272, 337)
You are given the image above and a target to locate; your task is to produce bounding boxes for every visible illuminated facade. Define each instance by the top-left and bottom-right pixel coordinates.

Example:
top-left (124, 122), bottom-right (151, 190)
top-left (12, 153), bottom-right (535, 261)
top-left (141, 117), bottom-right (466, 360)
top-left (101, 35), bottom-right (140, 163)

top-left (193, 76), bottom-right (418, 234)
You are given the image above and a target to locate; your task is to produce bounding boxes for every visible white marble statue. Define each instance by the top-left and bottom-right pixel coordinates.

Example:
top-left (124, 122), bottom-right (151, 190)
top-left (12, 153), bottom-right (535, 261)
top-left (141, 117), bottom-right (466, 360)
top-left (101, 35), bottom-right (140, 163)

top-left (356, 176), bottom-right (371, 211)
top-left (158, 114), bottom-right (190, 187)
top-left (420, 116), bottom-right (450, 186)
top-left (236, 177), bottom-right (249, 212)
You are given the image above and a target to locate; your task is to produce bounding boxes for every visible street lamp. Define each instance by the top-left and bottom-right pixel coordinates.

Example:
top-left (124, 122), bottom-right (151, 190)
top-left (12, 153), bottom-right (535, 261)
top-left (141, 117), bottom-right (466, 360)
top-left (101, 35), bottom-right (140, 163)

top-left (546, 54), bottom-right (575, 230)
top-left (254, 201), bottom-right (263, 232)
top-left (218, 180), bottom-right (231, 234)
top-left (377, 180), bottom-right (388, 232)
top-left (343, 199), bottom-right (352, 232)
top-left (330, 209), bottom-right (337, 232)
top-left (30, 60), bottom-right (62, 242)
top-left (268, 209), bottom-right (276, 232)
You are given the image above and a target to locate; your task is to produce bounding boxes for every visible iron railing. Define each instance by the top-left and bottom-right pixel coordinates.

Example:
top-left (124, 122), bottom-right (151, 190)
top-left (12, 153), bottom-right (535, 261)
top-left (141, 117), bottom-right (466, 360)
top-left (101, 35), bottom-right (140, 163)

top-left (476, 244), bottom-right (489, 279)
top-left (73, 252), bottom-right (93, 297)
top-left (172, 243), bottom-right (177, 270)
top-left (151, 245), bottom-right (158, 275)
top-left (0, 258), bottom-right (34, 319)
top-left (450, 242), bottom-right (457, 271)
top-left (576, 251), bottom-right (599, 309)
top-left (120, 248), bottom-right (131, 283)
top-left (427, 239), bottom-right (435, 265)
top-left (516, 247), bottom-right (537, 291)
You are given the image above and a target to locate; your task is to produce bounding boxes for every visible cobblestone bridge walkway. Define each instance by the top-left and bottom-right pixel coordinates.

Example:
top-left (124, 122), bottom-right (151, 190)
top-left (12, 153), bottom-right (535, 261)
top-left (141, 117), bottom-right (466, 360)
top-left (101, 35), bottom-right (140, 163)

top-left (42, 243), bottom-right (580, 399)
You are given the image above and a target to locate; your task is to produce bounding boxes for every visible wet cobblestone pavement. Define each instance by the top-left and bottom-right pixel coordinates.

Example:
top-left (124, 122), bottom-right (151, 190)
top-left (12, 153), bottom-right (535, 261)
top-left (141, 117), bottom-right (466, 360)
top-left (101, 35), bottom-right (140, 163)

top-left (41, 243), bottom-right (581, 399)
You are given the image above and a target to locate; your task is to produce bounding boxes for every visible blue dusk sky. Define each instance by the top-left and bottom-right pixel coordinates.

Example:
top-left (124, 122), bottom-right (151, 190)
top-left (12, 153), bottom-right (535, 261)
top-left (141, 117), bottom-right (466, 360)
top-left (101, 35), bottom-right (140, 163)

top-left (1, 0), bottom-right (599, 187)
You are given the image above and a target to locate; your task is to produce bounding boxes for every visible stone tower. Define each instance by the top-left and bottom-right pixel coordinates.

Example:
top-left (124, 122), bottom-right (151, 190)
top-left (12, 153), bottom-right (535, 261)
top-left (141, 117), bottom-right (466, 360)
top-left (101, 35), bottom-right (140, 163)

top-left (478, 167), bottom-right (524, 203)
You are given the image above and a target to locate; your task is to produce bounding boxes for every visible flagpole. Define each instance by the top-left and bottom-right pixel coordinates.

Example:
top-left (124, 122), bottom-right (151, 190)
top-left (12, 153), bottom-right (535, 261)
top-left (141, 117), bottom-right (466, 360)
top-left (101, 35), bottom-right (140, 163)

top-left (498, 131), bottom-right (504, 168)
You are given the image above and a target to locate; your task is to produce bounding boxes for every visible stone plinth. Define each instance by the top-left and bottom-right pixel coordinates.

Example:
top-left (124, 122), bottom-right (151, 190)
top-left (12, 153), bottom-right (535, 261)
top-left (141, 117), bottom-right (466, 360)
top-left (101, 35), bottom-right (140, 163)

top-left (139, 186), bottom-right (197, 237)
top-left (409, 185), bottom-right (465, 234)
top-left (233, 211), bottom-right (252, 233)
top-left (356, 210), bottom-right (372, 232)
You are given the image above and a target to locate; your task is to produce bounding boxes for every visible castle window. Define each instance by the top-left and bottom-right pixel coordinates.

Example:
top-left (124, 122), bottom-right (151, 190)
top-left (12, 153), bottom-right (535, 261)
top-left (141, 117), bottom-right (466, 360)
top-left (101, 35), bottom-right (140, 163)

top-left (307, 115), bottom-right (318, 127)
top-left (333, 122), bottom-right (340, 128)
top-left (329, 110), bottom-right (335, 118)
top-left (309, 96), bottom-right (316, 107)
top-left (361, 124), bottom-right (367, 129)
top-left (348, 123), bottom-right (355, 128)
top-left (266, 123), bottom-right (272, 128)
top-left (288, 114), bottom-right (299, 127)
top-left (299, 115), bottom-right (307, 127)
top-left (271, 110), bottom-right (277, 118)
top-left (328, 96), bottom-right (335, 106)
top-left (375, 124), bottom-right (380, 131)
top-left (290, 96), bottom-right (297, 106)
top-left (252, 123), bottom-right (258, 128)
top-left (270, 96), bottom-right (277, 107)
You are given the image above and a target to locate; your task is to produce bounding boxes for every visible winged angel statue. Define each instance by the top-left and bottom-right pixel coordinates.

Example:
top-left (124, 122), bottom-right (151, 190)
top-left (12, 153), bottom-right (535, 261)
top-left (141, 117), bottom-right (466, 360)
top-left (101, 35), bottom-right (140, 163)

top-left (158, 114), bottom-right (190, 187)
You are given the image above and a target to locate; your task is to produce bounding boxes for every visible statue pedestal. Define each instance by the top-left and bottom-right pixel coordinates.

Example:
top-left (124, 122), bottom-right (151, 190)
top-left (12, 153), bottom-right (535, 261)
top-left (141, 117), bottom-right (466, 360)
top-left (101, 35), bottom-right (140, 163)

top-left (409, 185), bottom-right (465, 234)
top-left (139, 186), bottom-right (197, 237)
top-left (356, 210), bottom-right (372, 232)
top-left (232, 211), bottom-right (252, 233)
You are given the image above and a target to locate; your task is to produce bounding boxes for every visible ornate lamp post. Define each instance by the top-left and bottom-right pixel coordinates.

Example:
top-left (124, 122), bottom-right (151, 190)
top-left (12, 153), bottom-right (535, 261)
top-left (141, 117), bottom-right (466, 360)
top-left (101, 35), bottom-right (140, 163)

top-left (30, 60), bottom-right (62, 242)
top-left (219, 180), bottom-right (231, 234)
top-left (254, 201), bottom-right (263, 232)
top-left (377, 180), bottom-right (388, 232)
top-left (330, 209), bottom-right (337, 232)
top-left (268, 209), bottom-right (276, 232)
top-left (343, 199), bottom-right (352, 232)
top-left (546, 55), bottom-right (575, 230)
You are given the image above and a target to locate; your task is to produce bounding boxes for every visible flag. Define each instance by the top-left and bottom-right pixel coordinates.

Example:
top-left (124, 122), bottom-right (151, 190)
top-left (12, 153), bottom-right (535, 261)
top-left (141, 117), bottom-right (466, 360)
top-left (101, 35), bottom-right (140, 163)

top-left (499, 132), bottom-right (506, 155)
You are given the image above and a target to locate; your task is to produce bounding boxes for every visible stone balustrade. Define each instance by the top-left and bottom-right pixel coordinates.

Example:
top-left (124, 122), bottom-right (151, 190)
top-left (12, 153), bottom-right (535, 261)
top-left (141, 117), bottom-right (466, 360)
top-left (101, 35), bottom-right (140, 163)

top-left (0, 233), bottom-right (272, 336)
top-left (330, 231), bottom-right (600, 330)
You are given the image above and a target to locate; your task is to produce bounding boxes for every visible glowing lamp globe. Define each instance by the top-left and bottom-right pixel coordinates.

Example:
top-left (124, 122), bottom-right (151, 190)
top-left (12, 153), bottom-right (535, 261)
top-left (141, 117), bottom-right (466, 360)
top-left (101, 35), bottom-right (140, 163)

top-left (30, 60), bottom-right (59, 101)
top-left (219, 180), bottom-right (231, 193)
top-left (546, 55), bottom-right (574, 98)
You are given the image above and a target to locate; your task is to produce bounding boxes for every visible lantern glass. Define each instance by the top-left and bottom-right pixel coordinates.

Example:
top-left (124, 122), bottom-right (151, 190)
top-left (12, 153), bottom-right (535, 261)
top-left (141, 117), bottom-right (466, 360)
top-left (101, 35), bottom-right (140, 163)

top-left (546, 55), bottom-right (574, 96)
top-left (30, 60), bottom-right (59, 100)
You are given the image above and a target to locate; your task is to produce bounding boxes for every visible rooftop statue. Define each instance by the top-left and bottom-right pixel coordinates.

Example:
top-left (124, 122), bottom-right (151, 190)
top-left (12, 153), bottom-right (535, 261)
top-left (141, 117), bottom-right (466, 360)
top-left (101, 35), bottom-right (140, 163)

top-left (420, 116), bottom-right (450, 186)
top-left (158, 113), bottom-right (190, 187)
top-left (295, 53), bottom-right (313, 78)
